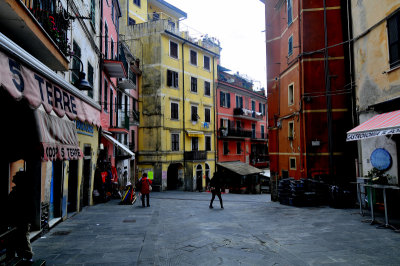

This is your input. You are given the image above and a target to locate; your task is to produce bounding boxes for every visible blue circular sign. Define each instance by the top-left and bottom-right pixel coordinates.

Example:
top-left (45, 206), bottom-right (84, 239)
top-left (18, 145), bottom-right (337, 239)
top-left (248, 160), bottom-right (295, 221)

top-left (370, 148), bottom-right (392, 171)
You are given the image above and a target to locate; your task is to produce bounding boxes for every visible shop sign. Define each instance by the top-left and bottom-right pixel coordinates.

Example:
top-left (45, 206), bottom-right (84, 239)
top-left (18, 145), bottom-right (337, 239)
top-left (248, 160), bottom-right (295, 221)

top-left (0, 50), bottom-right (99, 126)
top-left (76, 120), bottom-right (94, 136)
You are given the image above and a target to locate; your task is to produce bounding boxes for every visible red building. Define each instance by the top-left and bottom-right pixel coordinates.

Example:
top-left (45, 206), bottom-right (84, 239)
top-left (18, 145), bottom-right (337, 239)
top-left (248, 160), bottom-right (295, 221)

top-left (265, 0), bottom-right (354, 186)
top-left (216, 67), bottom-right (268, 169)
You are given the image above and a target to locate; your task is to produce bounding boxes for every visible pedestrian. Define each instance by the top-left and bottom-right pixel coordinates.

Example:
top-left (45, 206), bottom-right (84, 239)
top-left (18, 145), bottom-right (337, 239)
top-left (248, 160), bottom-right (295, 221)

top-left (139, 173), bottom-right (152, 207)
top-left (209, 172), bottom-right (224, 209)
top-left (6, 170), bottom-right (35, 262)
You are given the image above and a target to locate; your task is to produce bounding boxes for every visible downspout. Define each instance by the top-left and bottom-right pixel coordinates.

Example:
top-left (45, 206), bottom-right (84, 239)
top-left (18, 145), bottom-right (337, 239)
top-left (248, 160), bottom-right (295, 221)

top-left (298, 0), bottom-right (305, 178)
top-left (323, 0), bottom-right (334, 178)
top-left (182, 41), bottom-right (186, 188)
top-left (213, 57), bottom-right (217, 171)
top-left (98, 0), bottom-right (104, 152)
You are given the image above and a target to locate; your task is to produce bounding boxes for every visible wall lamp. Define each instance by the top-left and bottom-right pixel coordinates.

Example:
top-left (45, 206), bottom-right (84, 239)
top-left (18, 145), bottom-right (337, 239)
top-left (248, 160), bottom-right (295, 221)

top-left (69, 53), bottom-right (92, 91)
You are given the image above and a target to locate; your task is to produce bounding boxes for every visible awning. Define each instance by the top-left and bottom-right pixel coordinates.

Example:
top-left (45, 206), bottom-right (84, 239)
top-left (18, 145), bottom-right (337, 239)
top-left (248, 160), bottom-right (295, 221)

top-left (0, 44), bottom-right (100, 126)
top-left (103, 59), bottom-right (127, 78)
top-left (186, 131), bottom-right (204, 137)
top-left (102, 133), bottom-right (134, 159)
top-left (346, 110), bottom-right (400, 141)
top-left (35, 110), bottom-right (82, 161)
top-left (217, 161), bottom-right (263, 176)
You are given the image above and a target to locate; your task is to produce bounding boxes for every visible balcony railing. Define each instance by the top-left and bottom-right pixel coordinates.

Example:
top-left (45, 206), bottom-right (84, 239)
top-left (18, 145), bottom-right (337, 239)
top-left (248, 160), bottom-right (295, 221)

top-left (234, 108), bottom-right (264, 120)
top-left (23, 0), bottom-right (70, 55)
top-left (251, 131), bottom-right (267, 140)
top-left (219, 128), bottom-right (252, 138)
top-left (184, 151), bottom-right (207, 161)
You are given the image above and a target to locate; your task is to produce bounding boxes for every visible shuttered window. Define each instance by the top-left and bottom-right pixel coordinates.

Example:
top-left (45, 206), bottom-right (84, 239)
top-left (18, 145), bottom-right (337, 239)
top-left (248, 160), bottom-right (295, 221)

top-left (388, 12), bottom-right (400, 68)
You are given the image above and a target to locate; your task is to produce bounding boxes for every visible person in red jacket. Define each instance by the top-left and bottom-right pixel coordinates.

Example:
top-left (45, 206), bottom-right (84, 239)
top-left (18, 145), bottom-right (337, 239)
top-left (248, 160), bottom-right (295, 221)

top-left (140, 173), bottom-right (152, 207)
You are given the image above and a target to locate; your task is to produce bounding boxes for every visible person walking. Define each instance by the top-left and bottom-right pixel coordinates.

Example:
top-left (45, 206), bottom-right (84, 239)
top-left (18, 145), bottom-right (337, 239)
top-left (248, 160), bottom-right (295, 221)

top-left (6, 170), bottom-right (35, 262)
top-left (209, 172), bottom-right (224, 209)
top-left (139, 173), bottom-right (152, 207)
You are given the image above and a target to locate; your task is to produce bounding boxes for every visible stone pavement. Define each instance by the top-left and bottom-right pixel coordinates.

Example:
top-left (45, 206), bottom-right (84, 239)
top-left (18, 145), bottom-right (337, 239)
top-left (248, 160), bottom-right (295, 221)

top-left (32, 191), bottom-right (400, 265)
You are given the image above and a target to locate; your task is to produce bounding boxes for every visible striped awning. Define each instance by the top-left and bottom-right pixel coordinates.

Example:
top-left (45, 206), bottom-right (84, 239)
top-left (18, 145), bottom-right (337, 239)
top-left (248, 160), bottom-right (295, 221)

top-left (186, 131), bottom-right (204, 137)
top-left (346, 110), bottom-right (400, 141)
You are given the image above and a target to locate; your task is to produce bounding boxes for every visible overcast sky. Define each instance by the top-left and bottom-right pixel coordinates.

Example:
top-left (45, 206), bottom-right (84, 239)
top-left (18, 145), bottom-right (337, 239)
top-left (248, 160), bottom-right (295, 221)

top-left (166, 0), bottom-right (267, 91)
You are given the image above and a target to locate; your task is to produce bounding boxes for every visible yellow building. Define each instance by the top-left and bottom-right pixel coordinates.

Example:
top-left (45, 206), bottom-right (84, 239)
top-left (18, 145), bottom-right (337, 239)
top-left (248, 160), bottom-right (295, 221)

top-left (119, 0), bottom-right (221, 191)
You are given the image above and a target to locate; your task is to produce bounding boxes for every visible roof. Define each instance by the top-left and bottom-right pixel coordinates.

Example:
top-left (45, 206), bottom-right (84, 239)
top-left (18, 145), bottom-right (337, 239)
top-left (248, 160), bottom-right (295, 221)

top-left (346, 110), bottom-right (400, 141)
top-left (148, 0), bottom-right (187, 19)
top-left (217, 161), bottom-right (263, 176)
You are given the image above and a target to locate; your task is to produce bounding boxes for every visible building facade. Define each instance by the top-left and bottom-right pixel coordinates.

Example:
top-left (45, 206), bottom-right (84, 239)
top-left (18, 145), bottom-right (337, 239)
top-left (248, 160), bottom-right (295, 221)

top-left (119, 0), bottom-right (221, 191)
top-left (346, 1), bottom-right (400, 183)
top-left (216, 69), bottom-right (268, 167)
top-left (0, 0), bottom-right (101, 242)
top-left (265, 0), bottom-right (354, 187)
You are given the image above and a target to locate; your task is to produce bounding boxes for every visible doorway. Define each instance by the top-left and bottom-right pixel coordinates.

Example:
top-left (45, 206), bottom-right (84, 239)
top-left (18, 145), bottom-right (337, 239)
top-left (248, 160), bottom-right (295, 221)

top-left (81, 145), bottom-right (92, 208)
top-left (167, 163), bottom-right (182, 190)
top-left (50, 161), bottom-right (63, 220)
top-left (196, 164), bottom-right (203, 191)
top-left (68, 160), bottom-right (78, 213)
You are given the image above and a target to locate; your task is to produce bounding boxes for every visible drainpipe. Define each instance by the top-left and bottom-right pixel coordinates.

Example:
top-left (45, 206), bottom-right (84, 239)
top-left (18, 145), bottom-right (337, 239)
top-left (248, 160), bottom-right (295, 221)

top-left (182, 41), bottom-right (186, 189)
top-left (213, 56), bottom-right (217, 172)
top-left (323, 0), bottom-right (334, 179)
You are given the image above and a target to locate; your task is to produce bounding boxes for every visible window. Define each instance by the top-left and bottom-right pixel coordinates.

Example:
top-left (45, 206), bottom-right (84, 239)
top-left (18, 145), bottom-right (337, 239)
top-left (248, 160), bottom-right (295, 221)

top-left (90, 0), bottom-right (95, 26)
top-left (288, 121), bottom-right (294, 140)
top-left (103, 79), bottom-right (108, 111)
top-left (251, 100), bottom-right (256, 118)
top-left (205, 136), bottom-right (211, 151)
top-left (288, 83), bottom-right (294, 106)
top-left (204, 81), bottom-right (211, 96)
top-left (223, 141), bottom-right (229, 155)
top-left (167, 70), bottom-right (179, 88)
top-left (191, 77), bottom-right (197, 92)
top-left (220, 118), bottom-right (229, 129)
top-left (204, 55), bottom-right (210, 70)
top-left (191, 105), bottom-right (198, 121)
top-left (171, 102), bottom-right (179, 120)
top-left (236, 95), bottom-right (243, 108)
top-left (237, 142), bottom-right (242, 154)
top-left (88, 62), bottom-right (94, 98)
top-left (290, 157), bottom-right (296, 170)
top-left (262, 104), bottom-right (266, 116)
top-left (220, 91), bottom-right (231, 108)
top-left (236, 120), bottom-right (241, 129)
top-left (204, 108), bottom-right (211, 123)
top-left (261, 125), bottom-right (265, 139)
top-left (171, 133), bottom-right (179, 151)
top-left (117, 90), bottom-right (122, 109)
top-left (128, 17), bottom-right (136, 25)
top-left (104, 23), bottom-right (108, 59)
top-left (388, 11), bottom-right (400, 68)
top-left (71, 41), bottom-right (81, 85)
top-left (170, 41), bottom-right (178, 59)
top-left (192, 137), bottom-right (199, 151)
top-left (190, 50), bottom-right (197, 65)
top-left (111, 1), bottom-right (114, 24)
top-left (110, 38), bottom-right (114, 60)
top-left (110, 89), bottom-right (113, 126)
top-left (288, 35), bottom-right (293, 56)
top-left (133, 0), bottom-right (140, 7)
top-left (252, 124), bottom-right (256, 138)
top-left (287, 0), bottom-right (293, 25)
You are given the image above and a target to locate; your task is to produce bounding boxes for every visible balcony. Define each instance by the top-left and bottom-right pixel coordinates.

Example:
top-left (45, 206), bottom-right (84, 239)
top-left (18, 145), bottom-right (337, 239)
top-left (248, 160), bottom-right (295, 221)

top-left (251, 131), bottom-right (268, 141)
top-left (234, 108), bottom-right (264, 121)
top-left (219, 127), bottom-right (252, 138)
top-left (184, 151), bottom-right (207, 161)
top-left (0, 0), bottom-right (70, 70)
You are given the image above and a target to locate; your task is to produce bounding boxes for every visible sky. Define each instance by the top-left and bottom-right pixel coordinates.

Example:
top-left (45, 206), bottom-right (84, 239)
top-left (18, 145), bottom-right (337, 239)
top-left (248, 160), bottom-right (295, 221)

top-left (166, 0), bottom-right (267, 91)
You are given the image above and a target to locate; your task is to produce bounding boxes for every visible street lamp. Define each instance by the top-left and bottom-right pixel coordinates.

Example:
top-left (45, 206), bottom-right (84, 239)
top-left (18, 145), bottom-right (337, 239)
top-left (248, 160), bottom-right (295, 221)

top-left (69, 53), bottom-right (93, 91)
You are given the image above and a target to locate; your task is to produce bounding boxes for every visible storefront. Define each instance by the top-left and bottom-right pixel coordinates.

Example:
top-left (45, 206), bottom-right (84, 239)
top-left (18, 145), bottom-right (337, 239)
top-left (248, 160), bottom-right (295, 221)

top-left (0, 33), bottom-right (100, 239)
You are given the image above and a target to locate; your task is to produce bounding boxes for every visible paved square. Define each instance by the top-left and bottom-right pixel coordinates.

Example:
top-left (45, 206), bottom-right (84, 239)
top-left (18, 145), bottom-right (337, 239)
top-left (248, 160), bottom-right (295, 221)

top-left (32, 191), bottom-right (400, 265)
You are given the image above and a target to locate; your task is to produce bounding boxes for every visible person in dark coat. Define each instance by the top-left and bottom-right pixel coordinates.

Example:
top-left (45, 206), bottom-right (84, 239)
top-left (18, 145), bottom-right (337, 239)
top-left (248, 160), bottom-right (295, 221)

top-left (139, 173), bottom-right (152, 207)
top-left (209, 173), bottom-right (224, 209)
top-left (7, 170), bottom-right (35, 261)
